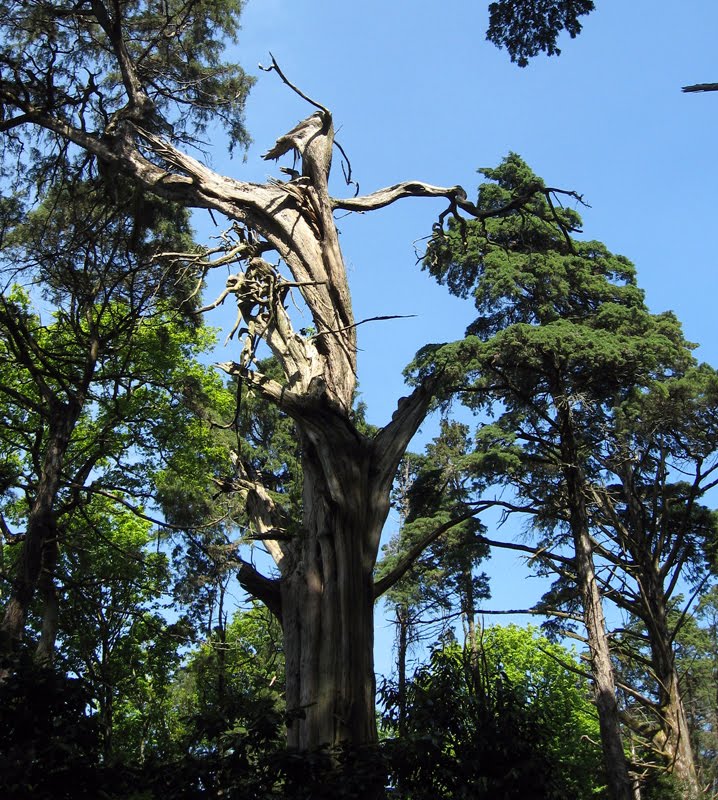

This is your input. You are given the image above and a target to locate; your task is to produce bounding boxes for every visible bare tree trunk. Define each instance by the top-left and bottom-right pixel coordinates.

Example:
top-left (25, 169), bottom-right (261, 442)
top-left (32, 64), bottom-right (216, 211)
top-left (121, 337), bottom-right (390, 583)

top-left (281, 422), bottom-right (381, 750)
top-left (560, 405), bottom-right (632, 800)
top-left (282, 562), bottom-right (376, 749)
top-left (35, 535), bottom-right (60, 666)
top-left (238, 374), bottom-right (432, 752)
top-left (396, 604), bottom-right (409, 738)
top-left (643, 589), bottom-right (699, 797)
top-left (0, 403), bottom-right (77, 657)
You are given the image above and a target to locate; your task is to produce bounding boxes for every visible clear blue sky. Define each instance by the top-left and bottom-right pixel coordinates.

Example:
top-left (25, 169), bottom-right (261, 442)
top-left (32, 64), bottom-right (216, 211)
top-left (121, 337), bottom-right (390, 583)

top-left (196, 1), bottom-right (718, 675)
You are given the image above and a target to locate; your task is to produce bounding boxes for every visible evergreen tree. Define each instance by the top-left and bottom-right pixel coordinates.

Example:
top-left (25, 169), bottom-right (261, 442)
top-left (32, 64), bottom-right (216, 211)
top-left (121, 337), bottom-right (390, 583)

top-left (411, 152), bottom-right (714, 797)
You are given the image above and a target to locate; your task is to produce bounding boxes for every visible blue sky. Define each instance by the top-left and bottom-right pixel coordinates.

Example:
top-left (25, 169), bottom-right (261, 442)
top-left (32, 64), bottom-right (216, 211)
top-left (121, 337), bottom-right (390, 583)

top-left (195, 1), bottom-right (718, 674)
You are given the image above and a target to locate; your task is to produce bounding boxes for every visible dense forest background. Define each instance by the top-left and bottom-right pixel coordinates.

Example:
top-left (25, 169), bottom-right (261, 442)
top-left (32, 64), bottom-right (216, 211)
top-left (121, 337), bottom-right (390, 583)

top-left (0, 2), bottom-right (717, 799)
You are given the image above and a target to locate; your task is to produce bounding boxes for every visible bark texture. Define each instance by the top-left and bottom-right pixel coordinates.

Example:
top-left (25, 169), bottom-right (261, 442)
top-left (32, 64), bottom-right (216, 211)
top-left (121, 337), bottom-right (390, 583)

top-left (208, 104), bottom-right (439, 748)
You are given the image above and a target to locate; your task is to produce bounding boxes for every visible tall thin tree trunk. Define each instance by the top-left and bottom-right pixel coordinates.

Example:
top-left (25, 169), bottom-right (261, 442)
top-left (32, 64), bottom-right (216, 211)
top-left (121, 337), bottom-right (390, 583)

top-left (641, 585), bottom-right (699, 796)
top-left (396, 604), bottom-right (409, 738)
top-left (35, 534), bottom-right (60, 666)
top-left (0, 404), bottom-right (76, 657)
top-left (463, 571), bottom-right (479, 669)
top-left (574, 523), bottom-right (632, 800)
top-left (560, 404), bottom-right (632, 800)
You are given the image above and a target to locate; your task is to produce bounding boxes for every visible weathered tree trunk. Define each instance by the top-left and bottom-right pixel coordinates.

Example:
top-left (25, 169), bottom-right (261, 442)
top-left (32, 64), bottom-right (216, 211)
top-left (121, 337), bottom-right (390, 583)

top-left (281, 412), bottom-right (388, 749)
top-left (202, 102), bottom-right (438, 753)
top-left (282, 546), bottom-right (377, 749)
top-left (6, 52), bottom-right (547, 752)
top-left (234, 369), bottom-right (434, 753)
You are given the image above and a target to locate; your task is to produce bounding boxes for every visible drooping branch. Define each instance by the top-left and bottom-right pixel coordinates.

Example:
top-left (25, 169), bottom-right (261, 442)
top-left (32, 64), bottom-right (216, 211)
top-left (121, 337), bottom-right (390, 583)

top-left (536, 642), bottom-right (595, 682)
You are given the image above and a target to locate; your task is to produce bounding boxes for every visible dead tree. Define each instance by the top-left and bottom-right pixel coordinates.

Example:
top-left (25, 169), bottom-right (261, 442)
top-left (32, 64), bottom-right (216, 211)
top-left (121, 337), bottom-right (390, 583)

top-left (0, 39), bottom-right (563, 749)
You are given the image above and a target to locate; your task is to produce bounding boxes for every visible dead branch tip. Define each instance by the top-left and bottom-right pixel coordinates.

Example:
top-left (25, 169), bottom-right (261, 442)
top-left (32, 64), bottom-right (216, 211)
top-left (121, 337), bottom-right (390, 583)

top-left (258, 53), bottom-right (330, 115)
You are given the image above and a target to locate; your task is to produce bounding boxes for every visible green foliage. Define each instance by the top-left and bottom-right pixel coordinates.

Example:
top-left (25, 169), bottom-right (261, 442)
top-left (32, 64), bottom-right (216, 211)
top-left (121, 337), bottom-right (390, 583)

top-left (486, 0), bottom-right (596, 67)
top-left (411, 154), bottom-right (712, 585)
top-left (379, 418), bottom-right (490, 652)
top-left (0, 168), bottom-right (240, 666)
top-left (416, 156), bottom-right (689, 404)
top-left (4, 175), bottom-right (201, 319)
top-left (408, 154), bottom-right (718, 791)
top-left (0, 0), bottom-right (254, 183)
top-left (55, 498), bottom-right (185, 760)
top-left (0, 290), bottom-right (228, 521)
top-left (380, 626), bottom-right (604, 799)
top-left (172, 604), bottom-right (285, 746)
top-left (133, 605), bottom-right (287, 799)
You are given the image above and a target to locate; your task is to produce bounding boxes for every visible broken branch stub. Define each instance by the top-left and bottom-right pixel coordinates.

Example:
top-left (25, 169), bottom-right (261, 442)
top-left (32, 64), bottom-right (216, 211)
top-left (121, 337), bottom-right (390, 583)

top-left (262, 111), bottom-right (334, 186)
